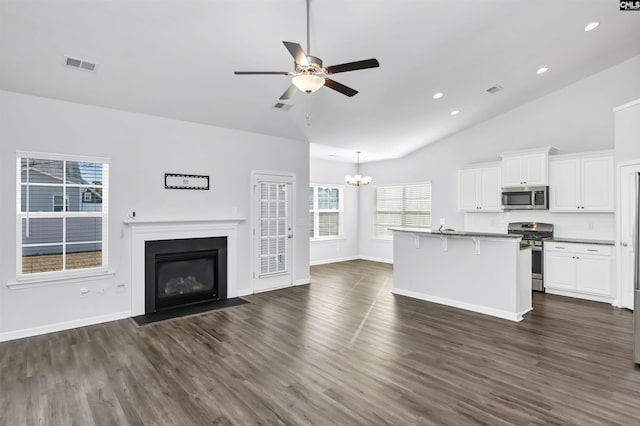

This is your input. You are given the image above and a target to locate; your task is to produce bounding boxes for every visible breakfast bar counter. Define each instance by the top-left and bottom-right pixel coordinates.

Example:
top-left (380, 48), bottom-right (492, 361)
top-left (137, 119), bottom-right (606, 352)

top-left (390, 228), bottom-right (531, 322)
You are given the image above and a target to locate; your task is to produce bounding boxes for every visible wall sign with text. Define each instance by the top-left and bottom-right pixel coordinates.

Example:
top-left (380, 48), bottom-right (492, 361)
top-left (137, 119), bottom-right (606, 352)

top-left (164, 173), bottom-right (210, 190)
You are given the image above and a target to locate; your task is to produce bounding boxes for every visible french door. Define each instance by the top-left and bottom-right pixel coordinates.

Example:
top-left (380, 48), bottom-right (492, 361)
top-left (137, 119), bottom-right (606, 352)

top-left (253, 173), bottom-right (294, 293)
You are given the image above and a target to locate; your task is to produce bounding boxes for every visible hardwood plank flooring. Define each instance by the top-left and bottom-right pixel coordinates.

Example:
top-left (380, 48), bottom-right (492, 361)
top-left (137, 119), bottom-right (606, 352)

top-left (1, 259), bottom-right (639, 425)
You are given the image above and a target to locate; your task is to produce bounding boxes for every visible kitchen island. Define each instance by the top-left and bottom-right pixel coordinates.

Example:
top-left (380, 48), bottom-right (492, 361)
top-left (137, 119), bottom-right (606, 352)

top-left (390, 228), bottom-right (531, 322)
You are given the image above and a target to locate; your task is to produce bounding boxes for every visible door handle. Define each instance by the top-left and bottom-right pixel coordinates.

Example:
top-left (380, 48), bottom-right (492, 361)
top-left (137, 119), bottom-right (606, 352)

top-left (621, 242), bottom-right (628, 247)
top-left (287, 233), bottom-right (294, 239)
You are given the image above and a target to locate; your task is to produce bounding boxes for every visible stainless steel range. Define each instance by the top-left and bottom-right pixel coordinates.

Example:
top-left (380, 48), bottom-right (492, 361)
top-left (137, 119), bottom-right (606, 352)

top-left (508, 222), bottom-right (554, 292)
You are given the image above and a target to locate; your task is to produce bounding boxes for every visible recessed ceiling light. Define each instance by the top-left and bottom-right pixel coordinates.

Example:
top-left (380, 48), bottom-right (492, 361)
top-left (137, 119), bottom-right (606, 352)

top-left (584, 22), bottom-right (599, 32)
top-left (432, 92), bottom-right (443, 99)
top-left (450, 110), bottom-right (460, 116)
top-left (536, 67), bottom-right (549, 75)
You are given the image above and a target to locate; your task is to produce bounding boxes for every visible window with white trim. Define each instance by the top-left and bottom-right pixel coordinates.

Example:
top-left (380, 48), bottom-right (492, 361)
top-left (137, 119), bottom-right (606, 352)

top-left (374, 182), bottom-right (432, 238)
top-left (17, 153), bottom-right (109, 276)
top-left (309, 185), bottom-right (343, 239)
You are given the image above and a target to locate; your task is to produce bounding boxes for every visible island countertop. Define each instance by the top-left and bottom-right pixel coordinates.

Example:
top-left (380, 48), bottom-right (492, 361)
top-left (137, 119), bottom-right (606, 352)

top-left (389, 227), bottom-right (522, 240)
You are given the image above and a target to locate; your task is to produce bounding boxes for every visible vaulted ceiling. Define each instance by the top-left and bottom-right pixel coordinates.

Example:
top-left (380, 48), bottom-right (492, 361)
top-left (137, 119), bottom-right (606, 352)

top-left (1, 0), bottom-right (639, 162)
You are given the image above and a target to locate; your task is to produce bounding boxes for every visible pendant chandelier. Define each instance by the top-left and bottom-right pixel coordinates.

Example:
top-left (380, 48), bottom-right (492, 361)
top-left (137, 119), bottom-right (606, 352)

top-left (345, 151), bottom-right (372, 186)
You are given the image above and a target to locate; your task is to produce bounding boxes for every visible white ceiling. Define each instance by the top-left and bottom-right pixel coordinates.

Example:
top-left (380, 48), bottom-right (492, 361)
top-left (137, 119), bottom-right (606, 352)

top-left (1, 0), bottom-right (639, 163)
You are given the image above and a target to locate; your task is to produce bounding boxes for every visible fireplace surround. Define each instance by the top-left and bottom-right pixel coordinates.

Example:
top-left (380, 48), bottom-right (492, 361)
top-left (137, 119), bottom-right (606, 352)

top-left (126, 218), bottom-right (242, 316)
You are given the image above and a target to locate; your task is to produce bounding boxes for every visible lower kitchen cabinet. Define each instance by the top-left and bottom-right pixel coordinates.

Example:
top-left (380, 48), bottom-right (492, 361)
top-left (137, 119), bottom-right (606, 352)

top-left (544, 242), bottom-right (613, 303)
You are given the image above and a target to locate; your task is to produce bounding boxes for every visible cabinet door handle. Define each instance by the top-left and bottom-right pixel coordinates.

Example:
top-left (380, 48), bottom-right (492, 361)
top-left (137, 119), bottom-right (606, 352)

top-left (587, 249), bottom-right (598, 252)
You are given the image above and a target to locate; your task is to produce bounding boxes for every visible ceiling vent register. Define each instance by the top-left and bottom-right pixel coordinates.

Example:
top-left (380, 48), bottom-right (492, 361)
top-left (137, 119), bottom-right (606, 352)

top-left (64, 56), bottom-right (97, 72)
top-left (486, 85), bottom-right (503, 94)
top-left (273, 103), bottom-right (293, 111)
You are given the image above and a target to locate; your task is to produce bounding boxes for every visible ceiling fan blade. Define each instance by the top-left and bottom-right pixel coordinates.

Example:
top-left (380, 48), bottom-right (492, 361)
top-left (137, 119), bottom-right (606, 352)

top-left (279, 84), bottom-right (298, 100)
top-left (325, 58), bottom-right (380, 74)
top-left (324, 78), bottom-right (358, 97)
top-left (234, 71), bottom-right (291, 75)
top-left (282, 41), bottom-right (309, 66)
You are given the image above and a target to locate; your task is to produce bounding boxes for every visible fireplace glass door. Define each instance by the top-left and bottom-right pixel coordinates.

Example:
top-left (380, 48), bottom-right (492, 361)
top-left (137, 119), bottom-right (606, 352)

top-left (155, 250), bottom-right (217, 309)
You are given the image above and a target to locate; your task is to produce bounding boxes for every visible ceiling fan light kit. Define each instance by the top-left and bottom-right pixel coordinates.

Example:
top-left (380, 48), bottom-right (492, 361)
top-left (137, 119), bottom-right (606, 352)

top-left (234, 0), bottom-right (379, 100)
top-left (292, 74), bottom-right (325, 93)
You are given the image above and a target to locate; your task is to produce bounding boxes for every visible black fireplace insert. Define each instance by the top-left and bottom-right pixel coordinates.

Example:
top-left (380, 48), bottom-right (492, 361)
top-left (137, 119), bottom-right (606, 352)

top-left (145, 237), bottom-right (227, 313)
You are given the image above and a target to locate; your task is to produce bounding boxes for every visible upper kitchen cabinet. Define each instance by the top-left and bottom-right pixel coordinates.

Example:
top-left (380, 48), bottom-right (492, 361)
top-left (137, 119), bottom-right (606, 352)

top-left (458, 163), bottom-right (502, 212)
top-left (549, 151), bottom-right (614, 212)
top-left (500, 147), bottom-right (556, 187)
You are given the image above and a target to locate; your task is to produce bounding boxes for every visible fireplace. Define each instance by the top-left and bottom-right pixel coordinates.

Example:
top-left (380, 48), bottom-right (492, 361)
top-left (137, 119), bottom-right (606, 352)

top-left (145, 237), bottom-right (227, 313)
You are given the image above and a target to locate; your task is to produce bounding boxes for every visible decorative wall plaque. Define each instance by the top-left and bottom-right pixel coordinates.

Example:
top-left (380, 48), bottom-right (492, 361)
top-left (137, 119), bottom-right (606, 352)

top-left (164, 173), bottom-right (210, 190)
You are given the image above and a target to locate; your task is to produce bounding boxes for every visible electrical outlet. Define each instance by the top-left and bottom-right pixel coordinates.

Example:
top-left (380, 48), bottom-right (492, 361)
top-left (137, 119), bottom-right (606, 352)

top-left (79, 287), bottom-right (89, 298)
top-left (116, 283), bottom-right (126, 293)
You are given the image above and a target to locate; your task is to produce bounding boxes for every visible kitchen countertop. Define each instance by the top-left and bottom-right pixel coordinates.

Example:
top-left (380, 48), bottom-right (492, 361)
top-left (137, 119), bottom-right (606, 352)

top-left (547, 238), bottom-right (614, 246)
top-left (389, 227), bottom-right (522, 239)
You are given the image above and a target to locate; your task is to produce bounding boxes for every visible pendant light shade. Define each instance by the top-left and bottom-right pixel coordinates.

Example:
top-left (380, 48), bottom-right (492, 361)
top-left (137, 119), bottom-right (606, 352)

top-left (345, 151), bottom-right (372, 186)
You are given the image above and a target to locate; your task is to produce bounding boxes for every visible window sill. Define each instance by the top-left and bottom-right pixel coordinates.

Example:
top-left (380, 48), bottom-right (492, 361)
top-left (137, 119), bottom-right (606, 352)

top-left (7, 269), bottom-right (116, 289)
top-left (310, 237), bottom-right (346, 242)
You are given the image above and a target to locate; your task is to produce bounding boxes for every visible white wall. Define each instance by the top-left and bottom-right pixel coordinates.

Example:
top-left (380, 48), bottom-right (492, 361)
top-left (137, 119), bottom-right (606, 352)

top-left (0, 90), bottom-right (309, 340)
top-left (615, 99), bottom-right (640, 163)
top-left (309, 158), bottom-right (359, 265)
top-left (359, 55), bottom-right (640, 262)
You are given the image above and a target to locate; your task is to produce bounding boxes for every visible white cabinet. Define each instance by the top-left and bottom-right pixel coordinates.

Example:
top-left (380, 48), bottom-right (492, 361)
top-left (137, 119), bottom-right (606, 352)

top-left (500, 148), bottom-right (555, 187)
top-left (458, 164), bottom-right (501, 212)
top-left (549, 153), bottom-right (613, 212)
top-left (544, 242), bottom-right (613, 302)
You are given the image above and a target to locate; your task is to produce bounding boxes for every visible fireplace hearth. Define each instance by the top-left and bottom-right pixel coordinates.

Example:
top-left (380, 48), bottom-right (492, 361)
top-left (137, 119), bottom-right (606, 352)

top-left (145, 237), bottom-right (227, 314)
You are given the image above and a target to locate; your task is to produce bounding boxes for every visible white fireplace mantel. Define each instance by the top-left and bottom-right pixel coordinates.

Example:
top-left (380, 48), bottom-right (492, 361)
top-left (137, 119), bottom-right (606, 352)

top-left (125, 217), bottom-right (245, 316)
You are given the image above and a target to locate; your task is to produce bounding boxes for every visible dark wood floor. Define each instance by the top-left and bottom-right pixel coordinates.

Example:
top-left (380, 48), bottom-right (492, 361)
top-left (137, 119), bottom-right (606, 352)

top-left (1, 260), bottom-right (639, 425)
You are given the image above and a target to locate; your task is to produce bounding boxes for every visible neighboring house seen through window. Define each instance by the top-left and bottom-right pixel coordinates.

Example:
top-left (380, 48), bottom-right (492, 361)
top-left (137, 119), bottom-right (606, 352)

top-left (17, 153), bottom-right (109, 276)
top-left (374, 183), bottom-right (432, 238)
top-left (309, 185), bottom-right (343, 239)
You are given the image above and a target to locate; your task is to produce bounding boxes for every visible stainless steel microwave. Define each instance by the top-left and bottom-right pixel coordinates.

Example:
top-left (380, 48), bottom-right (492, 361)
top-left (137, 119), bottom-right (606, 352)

top-left (501, 186), bottom-right (549, 210)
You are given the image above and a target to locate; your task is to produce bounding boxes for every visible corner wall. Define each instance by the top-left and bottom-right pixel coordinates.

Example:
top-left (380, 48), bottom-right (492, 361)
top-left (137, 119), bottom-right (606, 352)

top-left (309, 158), bottom-right (359, 265)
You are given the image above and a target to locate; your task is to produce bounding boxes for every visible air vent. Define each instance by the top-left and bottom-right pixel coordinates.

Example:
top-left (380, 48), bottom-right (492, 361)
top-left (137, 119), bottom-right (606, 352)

top-left (486, 85), bottom-right (503, 94)
top-left (64, 56), bottom-right (97, 72)
top-left (273, 102), bottom-right (292, 111)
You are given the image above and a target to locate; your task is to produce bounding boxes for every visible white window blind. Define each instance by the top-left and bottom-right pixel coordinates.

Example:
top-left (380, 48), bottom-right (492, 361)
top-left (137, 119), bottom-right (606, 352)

top-left (16, 154), bottom-right (109, 276)
top-left (375, 183), bottom-right (432, 238)
top-left (309, 186), bottom-right (343, 239)
top-left (259, 182), bottom-right (288, 275)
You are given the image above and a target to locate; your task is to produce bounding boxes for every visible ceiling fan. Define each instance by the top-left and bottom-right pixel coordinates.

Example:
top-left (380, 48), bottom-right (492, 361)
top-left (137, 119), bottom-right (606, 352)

top-left (234, 0), bottom-right (380, 100)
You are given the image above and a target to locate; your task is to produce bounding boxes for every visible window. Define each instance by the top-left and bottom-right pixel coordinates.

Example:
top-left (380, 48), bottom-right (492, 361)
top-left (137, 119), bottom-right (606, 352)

top-left (309, 185), bottom-right (343, 239)
top-left (17, 153), bottom-right (109, 276)
top-left (374, 182), bottom-right (432, 238)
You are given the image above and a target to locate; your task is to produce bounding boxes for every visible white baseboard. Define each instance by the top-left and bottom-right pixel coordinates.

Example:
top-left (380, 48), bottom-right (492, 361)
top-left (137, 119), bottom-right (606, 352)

top-left (237, 288), bottom-right (252, 297)
top-left (391, 288), bottom-right (525, 322)
top-left (310, 256), bottom-right (359, 266)
top-left (0, 310), bottom-right (131, 343)
top-left (295, 278), bottom-right (311, 286)
top-left (544, 288), bottom-right (614, 304)
top-left (358, 255), bottom-right (393, 264)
